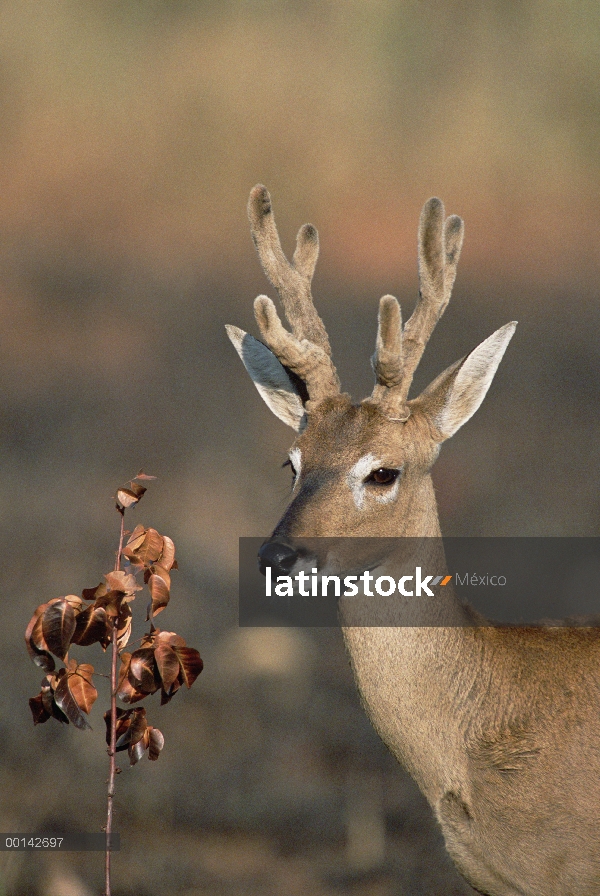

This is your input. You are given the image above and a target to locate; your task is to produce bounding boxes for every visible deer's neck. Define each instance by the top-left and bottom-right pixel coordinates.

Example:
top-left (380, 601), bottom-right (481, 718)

top-left (340, 474), bottom-right (479, 798)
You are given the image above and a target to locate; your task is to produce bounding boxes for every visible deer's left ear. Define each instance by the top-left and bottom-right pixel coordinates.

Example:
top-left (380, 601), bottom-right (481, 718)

top-left (226, 325), bottom-right (307, 431)
top-left (410, 322), bottom-right (517, 441)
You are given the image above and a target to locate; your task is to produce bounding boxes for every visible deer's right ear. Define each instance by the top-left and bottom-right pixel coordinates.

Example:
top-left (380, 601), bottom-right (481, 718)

top-left (411, 321), bottom-right (517, 441)
top-left (226, 325), bottom-right (306, 431)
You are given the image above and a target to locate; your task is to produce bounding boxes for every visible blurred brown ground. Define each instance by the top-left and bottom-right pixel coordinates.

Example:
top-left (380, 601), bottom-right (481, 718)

top-left (1, 2), bottom-right (600, 894)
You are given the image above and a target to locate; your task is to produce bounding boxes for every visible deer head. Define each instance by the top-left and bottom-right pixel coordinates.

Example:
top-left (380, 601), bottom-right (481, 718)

top-left (227, 185), bottom-right (516, 543)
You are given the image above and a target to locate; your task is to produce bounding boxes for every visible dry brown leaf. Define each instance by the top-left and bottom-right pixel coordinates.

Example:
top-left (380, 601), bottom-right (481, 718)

top-left (159, 537), bottom-right (176, 571)
top-left (72, 605), bottom-right (111, 648)
top-left (128, 647), bottom-right (160, 695)
top-left (146, 570), bottom-right (170, 619)
top-left (127, 707), bottom-right (148, 744)
top-left (107, 707), bottom-right (132, 749)
top-left (29, 693), bottom-right (51, 725)
top-left (105, 706), bottom-right (148, 753)
top-left (122, 532), bottom-right (148, 568)
top-left (81, 583), bottom-right (107, 602)
top-left (117, 678), bottom-right (146, 705)
top-left (116, 604), bottom-right (132, 650)
top-left (33, 673), bottom-right (69, 725)
top-left (105, 570), bottom-right (141, 596)
top-left (94, 590), bottom-right (125, 619)
top-left (154, 644), bottom-right (180, 690)
top-left (116, 483), bottom-right (147, 509)
top-left (116, 654), bottom-right (148, 704)
top-left (129, 739), bottom-right (146, 764)
top-left (41, 599), bottom-right (77, 661)
top-left (25, 603), bottom-right (56, 672)
top-left (40, 674), bottom-right (58, 717)
top-left (123, 527), bottom-right (164, 569)
top-left (174, 647), bottom-right (204, 689)
top-left (54, 668), bottom-right (90, 730)
top-left (124, 523), bottom-right (146, 549)
top-left (67, 660), bottom-right (97, 715)
top-left (147, 727), bottom-right (164, 761)
top-left (118, 709), bottom-right (164, 765)
top-left (127, 707), bottom-right (149, 765)
top-left (154, 630), bottom-right (186, 649)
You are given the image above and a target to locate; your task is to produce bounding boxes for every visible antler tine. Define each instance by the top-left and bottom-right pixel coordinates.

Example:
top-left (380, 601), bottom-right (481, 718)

top-left (370, 296), bottom-right (410, 419)
top-left (254, 295), bottom-right (340, 408)
top-left (398, 198), bottom-right (464, 401)
top-left (248, 184), bottom-right (333, 354)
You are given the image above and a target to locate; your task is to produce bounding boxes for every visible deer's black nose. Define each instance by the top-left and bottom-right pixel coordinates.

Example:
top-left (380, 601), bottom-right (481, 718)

top-left (258, 540), bottom-right (299, 576)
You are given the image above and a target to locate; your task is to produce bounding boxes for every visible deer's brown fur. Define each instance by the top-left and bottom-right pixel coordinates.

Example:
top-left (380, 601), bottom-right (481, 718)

top-left (227, 186), bottom-right (600, 896)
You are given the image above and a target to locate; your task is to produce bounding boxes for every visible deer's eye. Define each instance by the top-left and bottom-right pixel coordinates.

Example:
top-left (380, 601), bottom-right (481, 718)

top-left (366, 468), bottom-right (401, 486)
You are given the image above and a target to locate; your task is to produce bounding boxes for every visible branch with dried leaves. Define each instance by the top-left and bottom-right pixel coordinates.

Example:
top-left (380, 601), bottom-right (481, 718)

top-left (25, 472), bottom-right (203, 896)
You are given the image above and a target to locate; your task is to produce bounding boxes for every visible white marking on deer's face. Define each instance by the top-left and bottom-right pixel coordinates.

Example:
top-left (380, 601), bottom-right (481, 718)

top-left (346, 453), bottom-right (403, 510)
top-left (289, 447), bottom-right (302, 491)
top-left (347, 453), bottom-right (381, 510)
top-left (374, 476), bottom-right (401, 505)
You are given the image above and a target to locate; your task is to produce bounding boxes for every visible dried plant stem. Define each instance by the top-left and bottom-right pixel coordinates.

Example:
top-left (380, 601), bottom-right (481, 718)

top-left (25, 474), bottom-right (199, 896)
top-left (105, 507), bottom-right (125, 896)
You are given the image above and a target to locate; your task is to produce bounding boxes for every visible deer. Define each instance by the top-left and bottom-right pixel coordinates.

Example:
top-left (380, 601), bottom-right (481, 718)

top-left (226, 185), bottom-right (600, 896)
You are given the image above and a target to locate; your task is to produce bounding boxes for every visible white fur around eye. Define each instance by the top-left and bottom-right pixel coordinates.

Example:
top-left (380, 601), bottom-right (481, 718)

top-left (347, 454), bottom-right (403, 509)
top-left (374, 477), bottom-right (400, 504)
top-left (347, 453), bottom-right (381, 510)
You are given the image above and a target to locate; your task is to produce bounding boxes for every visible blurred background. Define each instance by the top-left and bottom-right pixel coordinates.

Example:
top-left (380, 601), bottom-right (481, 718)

top-left (1, 1), bottom-right (599, 894)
